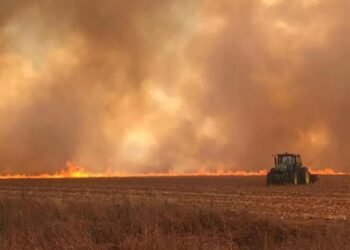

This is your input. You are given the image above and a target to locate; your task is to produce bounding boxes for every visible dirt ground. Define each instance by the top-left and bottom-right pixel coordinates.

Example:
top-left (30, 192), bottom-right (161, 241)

top-left (0, 175), bottom-right (348, 223)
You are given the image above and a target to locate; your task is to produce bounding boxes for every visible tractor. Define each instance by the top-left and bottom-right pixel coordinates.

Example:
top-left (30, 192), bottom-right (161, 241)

top-left (267, 153), bottom-right (318, 185)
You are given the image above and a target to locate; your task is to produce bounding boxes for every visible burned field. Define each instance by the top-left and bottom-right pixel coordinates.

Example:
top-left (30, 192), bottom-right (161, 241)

top-left (0, 176), bottom-right (349, 249)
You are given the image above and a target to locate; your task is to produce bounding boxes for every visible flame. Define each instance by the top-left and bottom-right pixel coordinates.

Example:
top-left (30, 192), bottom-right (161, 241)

top-left (0, 162), bottom-right (108, 179)
top-left (0, 163), bottom-right (347, 179)
top-left (309, 168), bottom-right (348, 175)
top-left (0, 163), bottom-right (267, 179)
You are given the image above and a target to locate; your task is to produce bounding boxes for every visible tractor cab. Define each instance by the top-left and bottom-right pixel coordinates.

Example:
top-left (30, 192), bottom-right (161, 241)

top-left (274, 153), bottom-right (302, 170)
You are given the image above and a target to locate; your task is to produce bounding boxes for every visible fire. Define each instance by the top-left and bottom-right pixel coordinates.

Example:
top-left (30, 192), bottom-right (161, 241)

top-left (0, 163), bottom-right (268, 179)
top-left (0, 163), bottom-right (347, 179)
top-left (0, 162), bottom-right (107, 179)
top-left (139, 169), bottom-right (268, 177)
top-left (309, 168), bottom-right (348, 175)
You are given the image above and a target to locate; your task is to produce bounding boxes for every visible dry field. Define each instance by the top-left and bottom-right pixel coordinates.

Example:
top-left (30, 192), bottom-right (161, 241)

top-left (0, 176), bottom-right (349, 249)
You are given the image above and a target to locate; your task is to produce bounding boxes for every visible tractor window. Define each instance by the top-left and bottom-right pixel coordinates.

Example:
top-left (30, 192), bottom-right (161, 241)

top-left (279, 156), bottom-right (294, 165)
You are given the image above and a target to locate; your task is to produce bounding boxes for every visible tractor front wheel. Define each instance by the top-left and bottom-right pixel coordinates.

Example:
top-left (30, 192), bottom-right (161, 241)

top-left (266, 173), bottom-right (273, 186)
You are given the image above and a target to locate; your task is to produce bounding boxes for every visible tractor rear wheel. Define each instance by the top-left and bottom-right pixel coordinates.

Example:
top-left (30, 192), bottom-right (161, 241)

top-left (303, 168), bottom-right (310, 184)
top-left (292, 172), bottom-right (298, 185)
top-left (298, 167), bottom-right (310, 184)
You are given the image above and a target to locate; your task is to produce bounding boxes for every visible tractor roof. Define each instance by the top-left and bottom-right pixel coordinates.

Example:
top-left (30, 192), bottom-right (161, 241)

top-left (277, 152), bottom-right (300, 157)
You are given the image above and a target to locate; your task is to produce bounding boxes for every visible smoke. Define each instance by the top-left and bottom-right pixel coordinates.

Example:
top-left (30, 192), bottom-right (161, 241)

top-left (0, 0), bottom-right (349, 174)
top-left (187, 0), bottom-right (350, 171)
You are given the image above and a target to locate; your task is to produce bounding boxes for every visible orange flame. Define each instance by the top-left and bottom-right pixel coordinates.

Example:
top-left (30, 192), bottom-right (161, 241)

top-left (0, 163), bottom-right (267, 179)
top-left (0, 163), bottom-right (347, 179)
top-left (0, 162), bottom-right (106, 179)
top-left (309, 168), bottom-right (348, 175)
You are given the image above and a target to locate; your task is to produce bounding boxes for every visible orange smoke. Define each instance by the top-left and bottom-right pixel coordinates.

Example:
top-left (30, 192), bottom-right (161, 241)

top-left (0, 163), bottom-right (347, 179)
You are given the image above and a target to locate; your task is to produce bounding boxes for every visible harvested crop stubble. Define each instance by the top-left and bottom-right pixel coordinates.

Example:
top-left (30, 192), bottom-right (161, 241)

top-left (0, 176), bottom-right (349, 249)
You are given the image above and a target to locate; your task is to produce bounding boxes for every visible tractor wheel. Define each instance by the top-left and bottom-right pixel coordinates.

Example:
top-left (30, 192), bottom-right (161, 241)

top-left (298, 167), bottom-right (310, 184)
top-left (292, 172), bottom-right (298, 185)
top-left (303, 168), bottom-right (310, 184)
top-left (266, 173), bottom-right (273, 186)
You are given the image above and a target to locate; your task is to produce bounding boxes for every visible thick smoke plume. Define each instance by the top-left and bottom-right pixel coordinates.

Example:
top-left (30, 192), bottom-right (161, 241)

top-left (0, 0), bottom-right (349, 174)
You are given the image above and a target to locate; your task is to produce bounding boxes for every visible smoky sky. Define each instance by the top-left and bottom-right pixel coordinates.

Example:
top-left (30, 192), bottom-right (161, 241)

top-left (0, 0), bottom-right (349, 174)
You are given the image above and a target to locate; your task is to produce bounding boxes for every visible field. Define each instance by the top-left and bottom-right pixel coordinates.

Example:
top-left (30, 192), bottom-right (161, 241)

top-left (0, 176), bottom-right (349, 249)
